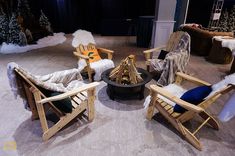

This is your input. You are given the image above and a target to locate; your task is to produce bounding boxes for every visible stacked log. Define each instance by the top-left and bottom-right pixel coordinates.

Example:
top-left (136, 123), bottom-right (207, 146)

top-left (109, 55), bottom-right (143, 85)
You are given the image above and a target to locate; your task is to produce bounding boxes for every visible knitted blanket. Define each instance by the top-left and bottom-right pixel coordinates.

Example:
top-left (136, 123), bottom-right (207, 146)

top-left (7, 62), bottom-right (84, 109)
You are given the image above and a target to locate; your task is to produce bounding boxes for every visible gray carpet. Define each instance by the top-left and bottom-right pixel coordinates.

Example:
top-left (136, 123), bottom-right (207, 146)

top-left (0, 35), bottom-right (235, 156)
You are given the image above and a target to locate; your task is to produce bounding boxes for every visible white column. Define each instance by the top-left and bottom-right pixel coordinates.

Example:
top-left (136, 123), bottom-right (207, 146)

top-left (151, 0), bottom-right (177, 48)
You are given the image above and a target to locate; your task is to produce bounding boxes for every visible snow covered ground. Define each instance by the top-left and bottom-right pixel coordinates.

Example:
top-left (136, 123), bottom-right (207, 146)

top-left (0, 33), bottom-right (66, 54)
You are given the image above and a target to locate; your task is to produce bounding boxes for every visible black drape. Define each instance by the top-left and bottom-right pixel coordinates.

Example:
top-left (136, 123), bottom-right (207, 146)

top-left (28, 0), bottom-right (155, 34)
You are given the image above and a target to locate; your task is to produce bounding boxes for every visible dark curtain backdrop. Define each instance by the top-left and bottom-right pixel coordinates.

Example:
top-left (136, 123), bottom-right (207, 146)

top-left (28, 0), bottom-right (155, 34)
top-left (186, 0), bottom-right (214, 27)
top-left (29, 0), bottom-right (101, 33)
top-left (186, 0), bottom-right (235, 27)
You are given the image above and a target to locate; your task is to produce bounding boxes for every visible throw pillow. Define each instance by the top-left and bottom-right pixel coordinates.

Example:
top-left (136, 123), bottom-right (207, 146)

top-left (38, 86), bottom-right (73, 113)
top-left (158, 50), bottom-right (169, 60)
top-left (174, 85), bottom-right (212, 113)
top-left (50, 92), bottom-right (73, 113)
top-left (82, 48), bottom-right (101, 63)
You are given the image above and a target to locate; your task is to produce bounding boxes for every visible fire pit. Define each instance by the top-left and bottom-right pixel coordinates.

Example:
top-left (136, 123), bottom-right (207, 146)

top-left (101, 68), bottom-right (151, 100)
top-left (102, 55), bottom-right (151, 100)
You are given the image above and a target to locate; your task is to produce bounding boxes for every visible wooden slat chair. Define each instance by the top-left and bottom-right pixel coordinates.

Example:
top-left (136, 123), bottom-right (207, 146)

top-left (14, 68), bottom-right (99, 141)
top-left (143, 31), bottom-right (189, 72)
top-left (146, 72), bottom-right (234, 150)
top-left (73, 43), bottom-right (114, 82)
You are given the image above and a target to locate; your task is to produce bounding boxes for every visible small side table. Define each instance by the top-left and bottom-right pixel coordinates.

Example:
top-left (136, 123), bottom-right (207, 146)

top-left (207, 37), bottom-right (233, 64)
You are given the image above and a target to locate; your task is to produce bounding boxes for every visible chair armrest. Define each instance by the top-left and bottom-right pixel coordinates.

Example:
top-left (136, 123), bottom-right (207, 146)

top-left (176, 72), bottom-right (211, 86)
top-left (97, 47), bottom-right (114, 60)
top-left (143, 46), bottom-right (166, 60)
top-left (73, 52), bottom-right (89, 60)
top-left (37, 82), bottom-right (100, 104)
top-left (150, 85), bottom-right (204, 113)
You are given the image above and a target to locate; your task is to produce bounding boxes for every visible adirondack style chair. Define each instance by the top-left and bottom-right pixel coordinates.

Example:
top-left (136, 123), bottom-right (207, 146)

top-left (14, 67), bottom-right (99, 141)
top-left (143, 31), bottom-right (190, 71)
top-left (73, 43), bottom-right (114, 82)
top-left (146, 72), bottom-right (234, 150)
top-left (143, 31), bottom-right (191, 86)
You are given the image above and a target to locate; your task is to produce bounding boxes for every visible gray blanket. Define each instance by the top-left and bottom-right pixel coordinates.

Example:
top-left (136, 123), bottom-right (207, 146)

top-left (150, 32), bottom-right (191, 86)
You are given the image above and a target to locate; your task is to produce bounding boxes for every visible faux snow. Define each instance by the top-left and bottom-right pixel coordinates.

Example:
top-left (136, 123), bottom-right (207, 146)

top-left (0, 33), bottom-right (66, 54)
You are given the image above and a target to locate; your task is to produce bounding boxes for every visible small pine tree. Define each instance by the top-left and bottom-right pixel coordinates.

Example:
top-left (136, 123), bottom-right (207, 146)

top-left (25, 28), bottom-right (33, 43)
top-left (8, 13), bottom-right (21, 45)
top-left (39, 10), bottom-right (53, 33)
top-left (228, 5), bottom-right (235, 32)
top-left (0, 13), bottom-right (9, 43)
top-left (19, 31), bottom-right (27, 46)
top-left (218, 9), bottom-right (229, 32)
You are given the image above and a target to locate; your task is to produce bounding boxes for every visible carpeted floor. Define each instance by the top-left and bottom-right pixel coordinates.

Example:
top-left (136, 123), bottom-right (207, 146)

top-left (0, 34), bottom-right (235, 156)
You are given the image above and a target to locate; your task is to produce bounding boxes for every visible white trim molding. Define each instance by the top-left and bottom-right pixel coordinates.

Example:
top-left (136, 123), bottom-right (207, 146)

top-left (151, 20), bottom-right (175, 48)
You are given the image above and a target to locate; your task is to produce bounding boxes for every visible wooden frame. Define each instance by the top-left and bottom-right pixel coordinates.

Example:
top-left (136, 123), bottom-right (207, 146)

top-left (15, 68), bottom-right (99, 141)
top-left (146, 72), bottom-right (234, 150)
top-left (143, 46), bottom-right (166, 71)
top-left (73, 43), bottom-right (114, 82)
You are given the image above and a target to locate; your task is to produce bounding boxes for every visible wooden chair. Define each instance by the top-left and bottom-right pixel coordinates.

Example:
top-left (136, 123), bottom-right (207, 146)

top-left (146, 72), bottom-right (234, 150)
top-left (143, 31), bottom-right (190, 72)
top-left (73, 43), bottom-right (114, 82)
top-left (14, 68), bottom-right (99, 141)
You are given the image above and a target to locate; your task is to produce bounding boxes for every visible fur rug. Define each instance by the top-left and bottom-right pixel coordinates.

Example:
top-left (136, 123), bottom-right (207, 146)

top-left (72, 30), bottom-right (96, 47)
top-left (78, 59), bottom-right (115, 81)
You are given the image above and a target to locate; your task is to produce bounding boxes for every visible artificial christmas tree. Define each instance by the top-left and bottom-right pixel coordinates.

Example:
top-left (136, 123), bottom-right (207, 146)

top-left (39, 10), bottom-right (53, 34)
top-left (19, 31), bottom-right (27, 46)
top-left (8, 13), bottom-right (21, 45)
top-left (218, 9), bottom-right (229, 32)
top-left (228, 5), bottom-right (235, 32)
top-left (0, 13), bottom-right (9, 43)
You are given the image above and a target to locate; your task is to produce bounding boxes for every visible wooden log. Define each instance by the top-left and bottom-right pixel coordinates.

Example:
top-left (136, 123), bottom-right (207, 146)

top-left (109, 55), bottom-right (143, 84)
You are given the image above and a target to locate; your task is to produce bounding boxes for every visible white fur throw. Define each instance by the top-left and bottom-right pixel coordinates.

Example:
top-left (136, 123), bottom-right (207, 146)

top-left (213, 36), bottom-right (235, 55)
top-left (218, 93), bottom-right (235, 122)
top-left (77, 59), bottom-right (115, 81)
top-left (72, 29), bottom-right (96, 47)
top-left (143, 84), bottom-right (186, 109)
top-left (207, 72), bottom-right (235, 99)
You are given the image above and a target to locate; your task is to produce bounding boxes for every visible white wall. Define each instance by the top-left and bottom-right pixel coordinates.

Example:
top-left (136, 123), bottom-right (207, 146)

top-left (156, 0), bottom-right (177, 21)
top-left (151, 0), bottom-right (177, 48)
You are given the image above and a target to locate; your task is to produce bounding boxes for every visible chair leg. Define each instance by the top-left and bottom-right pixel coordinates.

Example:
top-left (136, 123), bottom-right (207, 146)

top-left (146, 103), bottom-right (155, 120)
top-left (199, 111), bottom-right (219, 130)
top-left (178, 122), bottom-right (202, 151)
top-left (43, 102), bottom-right (87, 141)
top-left (87, 89), bottom-right (95, 121)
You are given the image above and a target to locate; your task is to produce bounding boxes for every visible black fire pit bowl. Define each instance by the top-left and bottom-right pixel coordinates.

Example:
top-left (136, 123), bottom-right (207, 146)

top-left (101, 68), bottom-right (152, 100)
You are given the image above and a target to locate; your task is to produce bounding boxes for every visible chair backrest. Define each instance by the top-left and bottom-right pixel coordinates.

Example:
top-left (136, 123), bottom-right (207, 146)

top-left (14, 68), bottom-right (43, 120)
top-left (165, 31), bottom-right (191, 53)
top-left (76, 43), bottom-right (96, 55)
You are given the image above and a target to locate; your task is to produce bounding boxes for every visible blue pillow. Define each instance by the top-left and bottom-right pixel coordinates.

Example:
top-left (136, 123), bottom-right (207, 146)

top-left (173, 85), bottom-right (212, 113)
